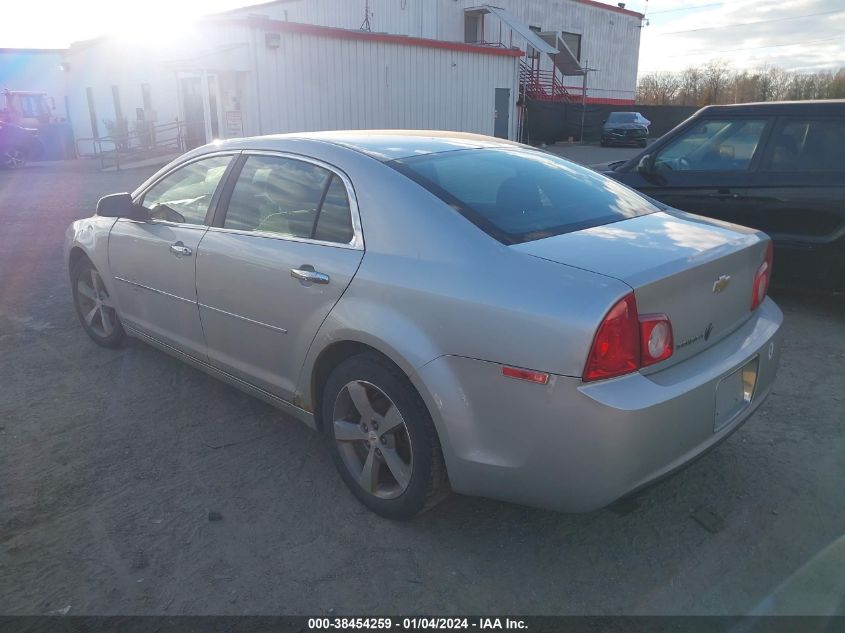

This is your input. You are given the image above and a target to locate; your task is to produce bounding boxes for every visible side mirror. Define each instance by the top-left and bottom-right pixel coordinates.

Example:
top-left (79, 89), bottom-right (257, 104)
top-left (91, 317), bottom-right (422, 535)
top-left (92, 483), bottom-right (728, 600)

top-left (96, 192), bottom-right (149, 221)
top-left (637, 154), bottom-right (654, 174)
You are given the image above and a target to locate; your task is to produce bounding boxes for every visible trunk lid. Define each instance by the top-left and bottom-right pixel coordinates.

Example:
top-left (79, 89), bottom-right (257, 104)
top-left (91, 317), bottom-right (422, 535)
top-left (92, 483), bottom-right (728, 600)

top-left (512, 211), bottom-right (770, 367)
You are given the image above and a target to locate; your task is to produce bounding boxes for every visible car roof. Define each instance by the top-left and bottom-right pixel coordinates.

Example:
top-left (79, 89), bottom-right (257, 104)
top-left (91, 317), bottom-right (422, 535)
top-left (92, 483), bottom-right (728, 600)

top-left (213, 130), bottom-right (526, 161)
top-left (697, 99), bottom-right (845, 117)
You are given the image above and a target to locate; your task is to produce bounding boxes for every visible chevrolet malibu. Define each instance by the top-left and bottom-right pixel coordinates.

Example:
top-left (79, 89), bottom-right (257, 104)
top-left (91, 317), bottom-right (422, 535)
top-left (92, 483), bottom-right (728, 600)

top-left (65, 131), bottom-right (783, 519)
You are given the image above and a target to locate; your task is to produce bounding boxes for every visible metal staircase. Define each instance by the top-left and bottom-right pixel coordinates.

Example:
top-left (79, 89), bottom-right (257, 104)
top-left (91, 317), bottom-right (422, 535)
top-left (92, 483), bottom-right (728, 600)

top-left (519, 61), bottom-right (575, 102)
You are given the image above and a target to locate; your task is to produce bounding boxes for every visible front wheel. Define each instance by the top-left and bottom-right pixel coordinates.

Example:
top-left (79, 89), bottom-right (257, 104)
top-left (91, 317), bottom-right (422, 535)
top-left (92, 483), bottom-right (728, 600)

top-left (322, 352), bottom-right (446, 519)
top-left (71, 257), bottom-right (126, 348)
top-left (3, 146), bottom-right (26, 169)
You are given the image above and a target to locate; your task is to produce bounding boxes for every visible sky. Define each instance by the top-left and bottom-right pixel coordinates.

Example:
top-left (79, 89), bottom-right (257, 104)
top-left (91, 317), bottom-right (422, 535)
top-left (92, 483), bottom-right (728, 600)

top-left (630, 0), bottom-right (845, 74)
top-left (0, 0), bottom-right (843, 76)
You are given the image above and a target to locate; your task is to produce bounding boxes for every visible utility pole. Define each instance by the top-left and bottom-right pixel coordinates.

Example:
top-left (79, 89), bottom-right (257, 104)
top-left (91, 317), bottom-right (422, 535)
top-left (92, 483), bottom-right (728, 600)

top-left (578, 63), bottom-right (599, 143)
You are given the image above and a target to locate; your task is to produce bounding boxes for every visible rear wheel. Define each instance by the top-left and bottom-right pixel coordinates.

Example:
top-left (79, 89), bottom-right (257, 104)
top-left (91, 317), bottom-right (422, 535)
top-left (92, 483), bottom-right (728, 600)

top-left (638, 139), bottom-right (648, 148)
top-left (322, 352), bottom-right (446, 519)
top-left (71, 257), bottom-right (126, 348)
top-left (3, 146), bottom-right (26, 169)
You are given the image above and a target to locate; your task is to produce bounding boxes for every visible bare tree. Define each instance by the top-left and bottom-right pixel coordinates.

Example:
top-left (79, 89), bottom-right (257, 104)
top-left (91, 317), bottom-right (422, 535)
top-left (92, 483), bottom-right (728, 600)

top-left (678, 66), bottom-right (704, 106)
top-left (702, 59), bottom-right (733, 104)
top-left (637, 62), bottom-right (845, 106)
top-left (637, 71), bottom-right (680, 104)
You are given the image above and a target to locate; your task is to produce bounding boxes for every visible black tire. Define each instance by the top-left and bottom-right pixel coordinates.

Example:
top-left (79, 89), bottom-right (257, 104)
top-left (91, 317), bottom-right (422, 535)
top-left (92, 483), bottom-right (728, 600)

top-left (3, 146), bottom-right (26, 169)
top-left (638, 139), bottom-right (648, 148)
top-left (600, 139), bottom-right (609, 147)
top-left (70, 257), bottom-right (126, 348)
top-left (322, 352), bottom-right (446, 519)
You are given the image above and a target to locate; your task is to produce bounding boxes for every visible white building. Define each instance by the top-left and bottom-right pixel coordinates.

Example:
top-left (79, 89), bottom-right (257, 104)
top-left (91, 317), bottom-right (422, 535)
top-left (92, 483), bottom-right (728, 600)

top-left (61, 0), bottom-right (642, 153)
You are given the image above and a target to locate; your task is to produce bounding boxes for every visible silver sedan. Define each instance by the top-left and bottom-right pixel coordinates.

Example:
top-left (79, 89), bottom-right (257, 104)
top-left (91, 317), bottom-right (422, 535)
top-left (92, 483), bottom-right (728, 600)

top-left (65, 131), bottom-right (783, 518)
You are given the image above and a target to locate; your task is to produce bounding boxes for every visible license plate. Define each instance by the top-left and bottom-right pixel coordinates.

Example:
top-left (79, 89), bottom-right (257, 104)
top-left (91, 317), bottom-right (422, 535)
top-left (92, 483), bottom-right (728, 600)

top-left (714, 357), bottom-right (759, 432)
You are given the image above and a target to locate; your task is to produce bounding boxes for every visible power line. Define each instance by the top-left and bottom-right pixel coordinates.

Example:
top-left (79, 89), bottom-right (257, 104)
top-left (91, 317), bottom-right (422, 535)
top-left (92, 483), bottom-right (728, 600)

top-left (640, 35), bottom-right (845, 70)
top-left (653, 9), bottom-right (845, 36)
top-left (647, 2), bottom-right (723, 16)
top-left (667, 34), bottom-right (844, 56)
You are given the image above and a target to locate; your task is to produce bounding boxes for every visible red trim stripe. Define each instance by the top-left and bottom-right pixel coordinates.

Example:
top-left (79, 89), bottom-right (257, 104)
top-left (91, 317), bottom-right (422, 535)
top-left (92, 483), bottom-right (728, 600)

top-left (571, 0), bottom-right (644, 18)
top-left (209, 17), bottom-right (524, 57)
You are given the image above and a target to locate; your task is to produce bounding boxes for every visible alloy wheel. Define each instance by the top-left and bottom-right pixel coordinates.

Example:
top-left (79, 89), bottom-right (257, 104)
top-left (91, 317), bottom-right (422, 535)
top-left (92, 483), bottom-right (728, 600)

top-left (4, 148), bottom-right (25, 169)
top-left (76, 268), bottom-right (117, 338)
top-left (332, 380), bottom-right (413, 499)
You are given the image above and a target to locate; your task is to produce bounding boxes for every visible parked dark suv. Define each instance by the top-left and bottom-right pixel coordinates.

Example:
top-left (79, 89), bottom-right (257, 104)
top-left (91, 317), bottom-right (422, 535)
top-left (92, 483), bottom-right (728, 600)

top-left (595, 100), bottom-right (845, 287)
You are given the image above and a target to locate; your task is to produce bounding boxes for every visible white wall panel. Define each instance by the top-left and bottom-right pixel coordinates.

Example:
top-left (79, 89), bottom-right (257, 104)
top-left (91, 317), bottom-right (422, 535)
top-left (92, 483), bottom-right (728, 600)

top-left (228, 0), bottom-right (641, 102)
top-left (247, 26), bottom-right (518, 138)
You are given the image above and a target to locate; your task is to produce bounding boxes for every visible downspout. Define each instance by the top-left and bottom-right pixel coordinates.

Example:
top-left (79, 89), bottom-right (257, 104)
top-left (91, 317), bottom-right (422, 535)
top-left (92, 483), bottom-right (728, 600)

top-left (250, 24), bottom-right (265, 135)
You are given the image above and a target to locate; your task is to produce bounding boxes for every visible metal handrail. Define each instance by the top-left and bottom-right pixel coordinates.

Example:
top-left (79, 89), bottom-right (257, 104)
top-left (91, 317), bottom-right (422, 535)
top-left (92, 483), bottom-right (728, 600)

top-left (519, 61), bottom-right (575, 102)
top-left (75, 118), bottom-right (187, 170)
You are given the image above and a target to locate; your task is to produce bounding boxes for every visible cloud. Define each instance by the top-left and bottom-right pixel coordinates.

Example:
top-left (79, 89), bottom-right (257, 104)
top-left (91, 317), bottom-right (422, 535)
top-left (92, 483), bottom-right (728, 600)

top-left (638, 0), bottom-right (845, 73)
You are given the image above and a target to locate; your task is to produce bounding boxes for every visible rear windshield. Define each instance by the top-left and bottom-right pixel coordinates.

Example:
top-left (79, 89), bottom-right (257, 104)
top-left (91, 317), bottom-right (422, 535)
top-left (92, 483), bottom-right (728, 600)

top-left (391, 148), bottom-right (657, 244)
top-left (608, 113), bottom-right (638, 123)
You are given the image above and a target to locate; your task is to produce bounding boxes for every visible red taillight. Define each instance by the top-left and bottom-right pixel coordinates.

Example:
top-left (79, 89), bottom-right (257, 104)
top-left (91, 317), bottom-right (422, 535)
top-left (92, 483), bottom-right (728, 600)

top-left (583, 295), bottom-right (674, 382)
top-left (639, 314), bottom-right (673, 367)
top-left (750, 241), bottom-right (774, 311)
top-left (583, 293), bottom-right (640, 382)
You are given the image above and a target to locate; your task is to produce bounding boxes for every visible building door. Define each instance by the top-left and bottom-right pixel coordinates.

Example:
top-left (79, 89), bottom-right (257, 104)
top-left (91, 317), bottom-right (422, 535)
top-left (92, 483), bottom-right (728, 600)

top-left (180, 77), bottom-right (206, 149)
top-left (494, 88), bottom-right (510, 139)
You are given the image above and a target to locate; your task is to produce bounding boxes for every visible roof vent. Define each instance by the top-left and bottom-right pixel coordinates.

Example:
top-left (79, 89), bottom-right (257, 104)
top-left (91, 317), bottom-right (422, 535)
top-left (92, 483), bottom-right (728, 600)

top-left (618, 2), bottom-right (626, 7)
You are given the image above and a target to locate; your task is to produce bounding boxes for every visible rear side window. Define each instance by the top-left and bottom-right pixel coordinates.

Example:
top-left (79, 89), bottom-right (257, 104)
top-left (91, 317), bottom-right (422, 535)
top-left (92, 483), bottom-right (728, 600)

top-left (392, 148), bottom-right (657, 244)
top-left (763, 118), bottom-right (845, 172)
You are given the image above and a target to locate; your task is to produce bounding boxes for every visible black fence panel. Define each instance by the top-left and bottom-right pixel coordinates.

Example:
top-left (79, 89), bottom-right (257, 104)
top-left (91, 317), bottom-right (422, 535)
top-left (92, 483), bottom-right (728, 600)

top-left (522, 101), bottom-right (699, 144)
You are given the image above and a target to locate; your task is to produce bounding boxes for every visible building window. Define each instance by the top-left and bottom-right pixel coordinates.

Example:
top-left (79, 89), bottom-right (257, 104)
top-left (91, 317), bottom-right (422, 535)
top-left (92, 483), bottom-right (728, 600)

top-left (111, 85), bottom-right (123, 121)
top-left (464, 13), bottom-right (483, 43)
top-left (85, 87), bottom-right (98, 138)
top-left (141, 83), bottom-right (153, 111)
top-left (561, 31), bottom-right (582, 61)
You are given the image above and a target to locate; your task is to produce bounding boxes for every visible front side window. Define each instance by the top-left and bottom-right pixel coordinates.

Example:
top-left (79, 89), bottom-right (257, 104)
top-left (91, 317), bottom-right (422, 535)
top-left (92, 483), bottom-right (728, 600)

top-left (223, 155), bottom-right (354, 243)
top-left (141, 155), bottom-right (232, 225)
top-left (393, 148), bottom-right (657, 244)
top-left (653, 119), bottom-right (767, 172)
top-left (764, 118), bottom-right (845, 172)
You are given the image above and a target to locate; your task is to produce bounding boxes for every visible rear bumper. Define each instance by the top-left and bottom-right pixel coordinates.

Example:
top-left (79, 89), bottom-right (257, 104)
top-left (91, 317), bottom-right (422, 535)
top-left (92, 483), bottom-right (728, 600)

top-left (415, 298), bottom-right (783, 512)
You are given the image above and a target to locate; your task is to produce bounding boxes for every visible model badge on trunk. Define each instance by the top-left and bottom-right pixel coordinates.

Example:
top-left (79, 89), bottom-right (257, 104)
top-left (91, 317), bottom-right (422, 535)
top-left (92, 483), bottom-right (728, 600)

top-left (713, 275), bottom-right (731, 293)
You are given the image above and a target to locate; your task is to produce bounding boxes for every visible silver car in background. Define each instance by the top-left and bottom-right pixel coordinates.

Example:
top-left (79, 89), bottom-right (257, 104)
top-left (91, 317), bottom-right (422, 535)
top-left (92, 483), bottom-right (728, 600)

top-left (65, 131), bottom-right (782, 518)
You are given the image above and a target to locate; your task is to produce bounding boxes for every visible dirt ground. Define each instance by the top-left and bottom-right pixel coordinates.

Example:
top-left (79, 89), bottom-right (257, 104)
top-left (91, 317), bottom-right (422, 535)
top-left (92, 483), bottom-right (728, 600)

top-left (1, 159), bottom-right (844, 616)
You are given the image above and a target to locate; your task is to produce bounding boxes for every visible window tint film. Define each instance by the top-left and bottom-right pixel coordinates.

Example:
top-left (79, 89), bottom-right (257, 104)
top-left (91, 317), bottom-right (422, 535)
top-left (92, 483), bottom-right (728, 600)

top-left (393, 148), bottom-right (658, 244)
top-left (223, 155), bottom-right (331, 239)
top-left (764, 118), bottom-right (845, 172)
top-left (313, 176), bottom-right (354, 244)
top-left (142, 155), bottom-right (232, 225)
top-left (653, 119), bottom-right (767, 172)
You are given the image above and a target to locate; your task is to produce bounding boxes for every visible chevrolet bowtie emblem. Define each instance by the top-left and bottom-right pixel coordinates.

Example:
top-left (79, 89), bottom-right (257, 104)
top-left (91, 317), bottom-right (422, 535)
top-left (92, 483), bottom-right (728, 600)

top-left (712, 275), bottom-right (731, 293)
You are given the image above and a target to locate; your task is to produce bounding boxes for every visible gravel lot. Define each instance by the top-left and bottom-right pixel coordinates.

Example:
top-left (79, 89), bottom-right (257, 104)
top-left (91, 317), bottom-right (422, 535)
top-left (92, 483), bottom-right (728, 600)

top-left (1, 156), bottom-right (844, 616)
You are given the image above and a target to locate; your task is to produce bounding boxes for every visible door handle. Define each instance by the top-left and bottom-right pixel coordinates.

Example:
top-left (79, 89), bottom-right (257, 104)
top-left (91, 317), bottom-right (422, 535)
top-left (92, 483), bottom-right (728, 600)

top-left (169, 241), bottom-right (192, 257)
top-left (291, 268), bottom-right (330, 284)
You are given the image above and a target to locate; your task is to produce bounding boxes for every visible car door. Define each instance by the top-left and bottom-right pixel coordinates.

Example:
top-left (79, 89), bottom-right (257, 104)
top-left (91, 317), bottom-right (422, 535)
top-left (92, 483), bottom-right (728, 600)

top-left (108, 153), bottom-right (235, 359)
top-left (616, 116), bottom-right (772, 225)
top-left (195, 152), bottom-right (365, 401)
top-left (748, 115), bottom-right (845, 282)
